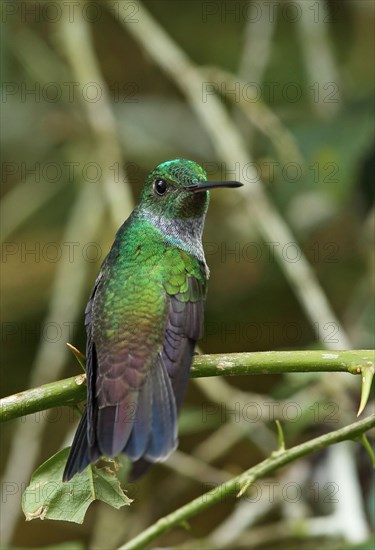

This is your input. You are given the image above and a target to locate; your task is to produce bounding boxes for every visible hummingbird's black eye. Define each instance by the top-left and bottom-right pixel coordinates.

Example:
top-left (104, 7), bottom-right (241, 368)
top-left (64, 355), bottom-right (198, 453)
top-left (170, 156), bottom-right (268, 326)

top-left (154, 179), bottom-right (168, 196)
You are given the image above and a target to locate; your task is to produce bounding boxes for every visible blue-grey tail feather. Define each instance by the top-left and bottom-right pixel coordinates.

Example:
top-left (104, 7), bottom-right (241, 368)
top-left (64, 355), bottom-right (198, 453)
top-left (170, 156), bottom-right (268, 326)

top-left (96, 398), bottom-right (135, 458)
top-left (125, 370), bottom-right (152, 461)
top-left (128, 356), bottom-right (179, 480)
top-left (127, 340), bottom-right (194, 481)
top-left (63, 408), bottom-right (100, 481)
top-left (145, 354), bottom-right (178, 460)
top-left (125, 354), bottom-right (177, 463)
top-left (64, 411), bottom-right (154, 483)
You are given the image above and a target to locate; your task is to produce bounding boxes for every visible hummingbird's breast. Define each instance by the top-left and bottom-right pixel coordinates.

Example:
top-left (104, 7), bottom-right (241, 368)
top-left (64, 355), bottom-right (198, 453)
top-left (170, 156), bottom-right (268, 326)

top-left (90, 214), bottom-right (208, 365)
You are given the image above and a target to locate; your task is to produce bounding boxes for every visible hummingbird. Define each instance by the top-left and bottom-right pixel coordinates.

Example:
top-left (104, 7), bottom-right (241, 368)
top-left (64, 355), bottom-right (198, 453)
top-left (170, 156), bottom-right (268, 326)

top-left (63, 159), bottom-right (242, 481)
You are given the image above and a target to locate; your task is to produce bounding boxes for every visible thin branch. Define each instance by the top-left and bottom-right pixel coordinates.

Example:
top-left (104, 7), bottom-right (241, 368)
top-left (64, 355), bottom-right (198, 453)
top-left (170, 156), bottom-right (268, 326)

top-left (55, 1), bottom-right (133, 228)
top-left (202, 65), bottom-right (304, 167)
top-left (234, 1), bottom-right (278, 146)
top-left (0, 374), bottom-right (87, 422)
top-left (296, 0), bottom-right (341, 118)
top-left (191, 350), bottom-right (374, 377)
top-left (116, 414), bottom-right (375, 550)
top-left (237, 1), bottom-right (276, 86)
top-left (0, 173), bottom-right (63, 244)
top-left (1, 351), bottom-right (373, 423)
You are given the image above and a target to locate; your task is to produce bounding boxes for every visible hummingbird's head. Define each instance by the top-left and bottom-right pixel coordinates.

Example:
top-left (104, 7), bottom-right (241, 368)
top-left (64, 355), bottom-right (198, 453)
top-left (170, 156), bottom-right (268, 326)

top-left (140, 159), bottom-right (242, 220)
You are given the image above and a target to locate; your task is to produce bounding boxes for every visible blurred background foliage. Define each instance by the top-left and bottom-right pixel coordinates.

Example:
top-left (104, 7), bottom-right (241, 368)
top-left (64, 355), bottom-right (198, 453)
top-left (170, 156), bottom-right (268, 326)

top-left (1, 0), bottom-right (374, 549)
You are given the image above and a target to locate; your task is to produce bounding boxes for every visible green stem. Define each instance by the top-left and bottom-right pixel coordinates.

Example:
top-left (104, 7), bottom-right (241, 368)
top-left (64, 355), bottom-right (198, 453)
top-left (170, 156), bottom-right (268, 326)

top-left (1, 351), bottom-right (373, 422)
top-left (191, 350), bottom-right (374, 377)
top-left (117, 414), bottom-right (375, 550)
top-left (0, 374), bottom-right (87, 422)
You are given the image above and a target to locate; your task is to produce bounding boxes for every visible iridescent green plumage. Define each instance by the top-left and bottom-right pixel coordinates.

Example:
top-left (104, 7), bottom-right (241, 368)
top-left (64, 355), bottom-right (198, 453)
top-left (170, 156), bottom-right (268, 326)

top-left (63, 159), bottom-right (241, 481)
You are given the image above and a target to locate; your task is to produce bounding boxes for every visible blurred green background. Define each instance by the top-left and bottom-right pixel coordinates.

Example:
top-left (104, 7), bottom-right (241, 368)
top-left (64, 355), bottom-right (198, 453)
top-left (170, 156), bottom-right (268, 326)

top-left (1, 1), bottom-right (374, 549)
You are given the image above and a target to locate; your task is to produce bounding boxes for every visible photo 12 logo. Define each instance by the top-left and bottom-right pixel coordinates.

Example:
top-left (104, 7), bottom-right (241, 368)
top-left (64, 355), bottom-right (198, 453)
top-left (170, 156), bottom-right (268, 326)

top-left (202, 81), bottom-right (340, 105)
top-left (2, 1), bottom-right (140, 24)
top-left (202, 161), bottom-right (340, 185)
top-left (2, 81), bottom-right (139, 104)
top-left (204, 241), bottom-right (340, 265)
top-left (1, 241), bottom-right (102, 264)
top-left (201, 400), bottom-right (340, 425)
top-left (2, 161), bottom-right (141, 186)
top-left (201, 1), bottom-right (336, 24)
top-left (203, 320), bottom-right (341, 345)
top-left (202, 480), bottom-right (339, 504)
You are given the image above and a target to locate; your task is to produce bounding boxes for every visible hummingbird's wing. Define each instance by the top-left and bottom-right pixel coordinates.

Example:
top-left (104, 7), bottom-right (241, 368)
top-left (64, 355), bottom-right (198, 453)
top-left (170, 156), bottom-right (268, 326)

top-left (63, 246), bottom-right (207, 482)
top-left (128, 274), bottom-right (206, 480)
top-left (163, 275), bottom-right (205, 410)
top-left (63, 271), bottom-right (103, 481)
top-left (126, 270), bottom-right (206, 470)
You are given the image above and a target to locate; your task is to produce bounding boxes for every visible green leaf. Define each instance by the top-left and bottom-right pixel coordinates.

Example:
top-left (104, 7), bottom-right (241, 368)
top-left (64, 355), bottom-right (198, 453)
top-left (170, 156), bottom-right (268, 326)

top-left (22, 448), bottom-right (132, 524)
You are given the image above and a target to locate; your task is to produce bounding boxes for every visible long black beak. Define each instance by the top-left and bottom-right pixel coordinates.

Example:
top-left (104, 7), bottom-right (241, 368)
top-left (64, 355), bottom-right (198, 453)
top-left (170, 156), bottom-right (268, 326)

top-left (185, 180), bottom-right (243, 192)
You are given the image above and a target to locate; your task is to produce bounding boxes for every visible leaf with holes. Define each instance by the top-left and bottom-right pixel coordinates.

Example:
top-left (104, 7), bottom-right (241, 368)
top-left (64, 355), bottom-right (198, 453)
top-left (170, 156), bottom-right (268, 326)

top-left (22, 448), bottom-right (132, 524)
